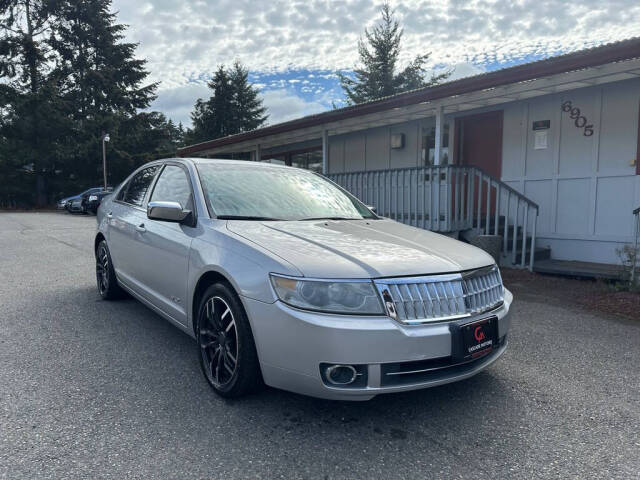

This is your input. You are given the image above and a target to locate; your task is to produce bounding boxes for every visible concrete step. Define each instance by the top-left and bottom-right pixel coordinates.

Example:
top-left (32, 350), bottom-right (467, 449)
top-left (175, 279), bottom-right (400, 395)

top-left (503, 246), bottom-right (551, 263)
top-left (532, 259), bottom-right (625, 280)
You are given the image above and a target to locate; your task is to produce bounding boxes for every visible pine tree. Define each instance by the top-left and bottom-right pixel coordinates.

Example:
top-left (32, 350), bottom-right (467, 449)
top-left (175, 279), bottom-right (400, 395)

top-left (188, 66), bottom-right (232, 144)
top-left (339, 3), bottom-right (450, 105)
top-left (187, 62), bottom-right (267, 144)
top-left (51, 0), bottom-right (159, 185)
top-left (0, 0), bottom-right (67, 205)
top-left (229, 61), bottom-right (268, 133)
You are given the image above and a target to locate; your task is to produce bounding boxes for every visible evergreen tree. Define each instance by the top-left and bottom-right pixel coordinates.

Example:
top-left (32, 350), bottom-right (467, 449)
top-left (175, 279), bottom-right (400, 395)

top-left (1, 0), bottom-right (230, 206)
top-left (339, 3), bottom-right (450, 105)
top-left (51, 0), bottom-right (158, 186)
top-left (229, 61), bottom-right (268, 133)
top-left (187, 66), bottom-right (231, 144)
top-left (187, 62), bottom-right (267, 144)
top-left (165, 119), bottom-right (185, 152)
top-left (0, 0), bottom-right (67, 205)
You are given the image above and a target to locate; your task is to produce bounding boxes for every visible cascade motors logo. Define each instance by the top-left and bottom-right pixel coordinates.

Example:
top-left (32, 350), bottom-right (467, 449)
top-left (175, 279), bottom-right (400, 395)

top-left (474, 325), bottom-right (486, 342)
top-left (468, 323), bottom-right (493, 354)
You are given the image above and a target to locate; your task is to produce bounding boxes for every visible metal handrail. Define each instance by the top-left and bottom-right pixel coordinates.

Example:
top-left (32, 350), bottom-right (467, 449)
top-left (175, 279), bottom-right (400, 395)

top-left (632, 207), bottom-right (639, 285)
top-left (468, 165), bottom-right (539, 210)
top-left (327, 165), bottom-right (540, 271)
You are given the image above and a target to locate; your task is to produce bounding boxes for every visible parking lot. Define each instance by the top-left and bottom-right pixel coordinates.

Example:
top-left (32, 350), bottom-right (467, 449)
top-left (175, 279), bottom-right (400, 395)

top-left (0, 212), bottom-right (638, 479)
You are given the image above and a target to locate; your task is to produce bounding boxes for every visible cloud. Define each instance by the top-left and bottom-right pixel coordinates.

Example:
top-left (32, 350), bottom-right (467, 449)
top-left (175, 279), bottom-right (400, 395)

top-left (260, 89), bottom-right (328, 124)
top-left (446, 63), bottom-right (486, 81)
top-left (114, 0), bottom-right (640, 86)
top-left (113, 0), bottom-right (640, 126)
top-left (149, 82), bottom-right (210, 126)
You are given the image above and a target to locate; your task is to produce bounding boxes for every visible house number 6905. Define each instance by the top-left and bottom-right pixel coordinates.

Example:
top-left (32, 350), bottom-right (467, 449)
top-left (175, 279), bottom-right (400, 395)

top-left (561, 100), bottom-right (594, 136)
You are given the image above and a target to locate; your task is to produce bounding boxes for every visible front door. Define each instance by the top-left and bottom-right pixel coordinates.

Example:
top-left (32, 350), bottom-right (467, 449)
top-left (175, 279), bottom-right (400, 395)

top-left (456, 110), bottom-right (503, 177)
top-left (455, 111), bottom-right (503, 220)
top-left (132, 163), bottom-right (195, 326)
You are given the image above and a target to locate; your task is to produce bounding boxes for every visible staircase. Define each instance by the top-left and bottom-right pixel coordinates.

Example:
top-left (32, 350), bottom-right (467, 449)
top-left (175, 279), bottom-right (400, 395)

top-left (327, 165), bottom-right (542, 271)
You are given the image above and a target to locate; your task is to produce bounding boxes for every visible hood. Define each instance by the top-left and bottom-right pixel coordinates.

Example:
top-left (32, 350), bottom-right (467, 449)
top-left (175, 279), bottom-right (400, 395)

top-left (227, 218), bottom-right (495, 278)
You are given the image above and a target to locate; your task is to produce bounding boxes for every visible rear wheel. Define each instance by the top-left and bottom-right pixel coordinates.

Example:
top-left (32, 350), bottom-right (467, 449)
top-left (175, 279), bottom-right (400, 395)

top-left (96, 240), bottom-right (125, 300)
top-left (196, 283), bottom-right (262, 398)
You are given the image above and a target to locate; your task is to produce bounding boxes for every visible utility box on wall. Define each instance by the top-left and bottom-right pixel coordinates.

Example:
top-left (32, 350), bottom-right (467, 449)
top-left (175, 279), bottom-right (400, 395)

top-left (390, 133), bottom-right (405, 149)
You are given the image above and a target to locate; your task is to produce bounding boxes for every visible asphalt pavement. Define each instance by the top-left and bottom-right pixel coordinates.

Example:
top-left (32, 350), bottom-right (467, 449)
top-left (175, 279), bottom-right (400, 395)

top-left (0, 212), bottom-right (638, 479)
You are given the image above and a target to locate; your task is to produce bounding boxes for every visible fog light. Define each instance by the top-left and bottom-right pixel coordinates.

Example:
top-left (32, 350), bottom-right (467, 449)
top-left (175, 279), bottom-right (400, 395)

top-left (325, 364), bottom-right (357, 385)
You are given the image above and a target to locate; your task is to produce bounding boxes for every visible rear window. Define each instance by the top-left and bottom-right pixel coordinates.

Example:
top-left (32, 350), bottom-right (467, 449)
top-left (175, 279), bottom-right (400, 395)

top-left (119, 166), bottom-right (159, 206)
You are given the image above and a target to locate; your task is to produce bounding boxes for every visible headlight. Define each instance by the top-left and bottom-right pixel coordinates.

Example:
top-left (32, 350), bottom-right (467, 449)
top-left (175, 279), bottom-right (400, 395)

top-left (270, 274), bottom-right (384, 315)
top-left (88, 195), bottom-right (98, 201)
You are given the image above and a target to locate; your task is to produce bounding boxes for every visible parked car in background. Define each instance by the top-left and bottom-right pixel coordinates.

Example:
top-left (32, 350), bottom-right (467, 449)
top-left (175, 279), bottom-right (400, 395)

top-left (95, 159), bottom-right (512, 400)
top-left (57, 187), bottom-right (103, 211)
top-left (82, 188), bottom-right (113, 215)
top-left (68, 197), bottom-right (87, 214)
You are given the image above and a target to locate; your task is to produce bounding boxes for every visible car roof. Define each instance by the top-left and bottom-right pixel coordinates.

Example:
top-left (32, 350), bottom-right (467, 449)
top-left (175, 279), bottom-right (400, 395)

top-left (129, 157), bottom-right (307, 178)
top-left (186, 157), bottom-right (312, 172)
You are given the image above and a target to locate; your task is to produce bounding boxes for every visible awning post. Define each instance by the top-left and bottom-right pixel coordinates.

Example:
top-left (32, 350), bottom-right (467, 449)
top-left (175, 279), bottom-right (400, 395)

top-left (434, 105), bottom-right (444, 166)
top-left (322, 129), bottom-right (329, 174)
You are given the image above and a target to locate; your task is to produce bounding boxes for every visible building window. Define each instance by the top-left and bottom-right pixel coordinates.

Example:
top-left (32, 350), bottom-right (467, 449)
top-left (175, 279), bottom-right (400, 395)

top-left (258, 149), bottom-right (323, 172)
top-left (260, 156), bottom-right (286, 165)
top-left (421, 123), bottom-right (449, 165)
top-left (290, 150), bottom-right (322, 173)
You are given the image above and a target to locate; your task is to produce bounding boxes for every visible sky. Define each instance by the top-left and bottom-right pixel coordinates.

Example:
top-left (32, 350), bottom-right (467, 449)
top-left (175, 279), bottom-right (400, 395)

top-left (111, 0), bottom-right (640, 128)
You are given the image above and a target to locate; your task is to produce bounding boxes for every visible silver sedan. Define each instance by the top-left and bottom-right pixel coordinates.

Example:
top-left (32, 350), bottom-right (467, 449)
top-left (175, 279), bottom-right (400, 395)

top-left (95, 158), bottom-right (512, 400)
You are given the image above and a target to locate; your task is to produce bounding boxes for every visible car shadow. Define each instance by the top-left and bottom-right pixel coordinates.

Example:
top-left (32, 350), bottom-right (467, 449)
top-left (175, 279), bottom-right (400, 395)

top-left (20, 284), bottom-right (526, 476)
top-left (72, 286), bottom-right (519, 425)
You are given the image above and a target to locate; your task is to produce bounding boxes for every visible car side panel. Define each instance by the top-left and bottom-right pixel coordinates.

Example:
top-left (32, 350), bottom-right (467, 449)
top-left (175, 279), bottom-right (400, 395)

top-left (186, 221), bottom-right (302, 333)
top-left (131, 219), bottom-right (194, 325)
top-left (108, 202), bottom-right (145, 285)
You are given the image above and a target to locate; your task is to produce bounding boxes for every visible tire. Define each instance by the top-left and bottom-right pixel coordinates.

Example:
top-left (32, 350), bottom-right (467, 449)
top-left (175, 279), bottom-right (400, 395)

top-left (196, 283), bottom-right (263, 398)
top-left (95, 240), bottom-right (125, 300)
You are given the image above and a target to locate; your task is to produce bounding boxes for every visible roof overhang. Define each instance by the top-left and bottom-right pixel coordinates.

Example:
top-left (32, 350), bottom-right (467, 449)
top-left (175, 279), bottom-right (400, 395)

top-left (179, 38), bottom-right (640, 157)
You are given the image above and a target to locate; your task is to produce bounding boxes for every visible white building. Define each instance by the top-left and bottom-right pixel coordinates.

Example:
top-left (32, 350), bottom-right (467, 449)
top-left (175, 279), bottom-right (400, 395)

top-left (180, 39), bottom-right (640, 277)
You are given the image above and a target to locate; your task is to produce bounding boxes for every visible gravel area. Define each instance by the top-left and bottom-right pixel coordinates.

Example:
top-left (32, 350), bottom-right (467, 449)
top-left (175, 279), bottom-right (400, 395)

top-left (1, 212), bottom-right (638, 479)
top-left (502, 268), bottom-right (640, 321)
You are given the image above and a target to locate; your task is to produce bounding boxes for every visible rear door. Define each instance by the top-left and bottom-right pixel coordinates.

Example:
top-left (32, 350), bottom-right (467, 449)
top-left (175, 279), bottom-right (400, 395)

top-left (107, 165), bottom-right (160, 289)
top-left (130, 163), bottom-right (196, 325)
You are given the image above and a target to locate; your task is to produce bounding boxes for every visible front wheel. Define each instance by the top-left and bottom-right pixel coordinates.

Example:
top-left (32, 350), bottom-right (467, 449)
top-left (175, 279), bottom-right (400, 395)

top-left (196, 283), bottom-right (263, 398)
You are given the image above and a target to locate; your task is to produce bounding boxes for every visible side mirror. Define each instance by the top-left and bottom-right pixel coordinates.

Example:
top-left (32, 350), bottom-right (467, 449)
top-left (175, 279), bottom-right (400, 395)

top-left (366, 205), bottom-right (377, 213)
top-left (147, 201), bottom-right (191, 223)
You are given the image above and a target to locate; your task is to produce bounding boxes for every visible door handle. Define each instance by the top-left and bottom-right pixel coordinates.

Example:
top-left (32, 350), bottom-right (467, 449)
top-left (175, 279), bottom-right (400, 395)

top-left (135, 223), bottom-right (146, 233)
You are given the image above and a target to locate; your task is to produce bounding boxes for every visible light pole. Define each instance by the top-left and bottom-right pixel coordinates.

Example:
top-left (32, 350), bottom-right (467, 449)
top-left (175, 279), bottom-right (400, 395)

top-left (102, 133), bottom-right (110, 190)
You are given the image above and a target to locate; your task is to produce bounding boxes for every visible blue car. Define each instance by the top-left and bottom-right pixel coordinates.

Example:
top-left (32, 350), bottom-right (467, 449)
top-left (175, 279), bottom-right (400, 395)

top-left (57, 187), bottom-right (103, 212)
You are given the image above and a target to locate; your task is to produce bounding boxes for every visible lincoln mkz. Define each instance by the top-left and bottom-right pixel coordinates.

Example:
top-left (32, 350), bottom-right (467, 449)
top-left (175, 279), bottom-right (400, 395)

top-left (95, 159), bottom-right (512, 400)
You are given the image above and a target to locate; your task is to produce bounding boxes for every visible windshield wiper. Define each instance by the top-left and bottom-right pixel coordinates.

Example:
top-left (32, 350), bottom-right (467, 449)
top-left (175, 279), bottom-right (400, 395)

top-left (299, 216), bottom-right (362, 221)
top-left (217, 215), bottom-right (282, 221)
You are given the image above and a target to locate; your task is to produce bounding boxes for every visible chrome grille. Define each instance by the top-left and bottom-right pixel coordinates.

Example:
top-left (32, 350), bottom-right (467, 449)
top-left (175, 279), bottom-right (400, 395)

top-left (374, 265), bottom-right (504, 324)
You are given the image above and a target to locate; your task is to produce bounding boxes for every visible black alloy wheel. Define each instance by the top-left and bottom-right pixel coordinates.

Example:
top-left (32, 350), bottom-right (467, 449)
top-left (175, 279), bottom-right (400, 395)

top-left (95, 240), bottom-right (125, 300)
top-left (197, 283), bottom-right (262, 398)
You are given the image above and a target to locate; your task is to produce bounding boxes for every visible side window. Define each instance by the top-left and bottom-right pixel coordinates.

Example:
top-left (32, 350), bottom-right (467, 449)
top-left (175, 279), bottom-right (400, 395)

top-left (122, 166), bottom-right (159, 206)
top-left (149, 165), bottom-right (192, 209)
top-left (116, 183), bottom-right (128, 201)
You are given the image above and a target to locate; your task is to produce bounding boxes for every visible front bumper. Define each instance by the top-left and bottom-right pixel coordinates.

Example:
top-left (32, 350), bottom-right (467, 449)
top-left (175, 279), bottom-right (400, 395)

top-left (243, 289), bottom-right (512, 400)
top-left (69, 203), bottom-right (85, 212)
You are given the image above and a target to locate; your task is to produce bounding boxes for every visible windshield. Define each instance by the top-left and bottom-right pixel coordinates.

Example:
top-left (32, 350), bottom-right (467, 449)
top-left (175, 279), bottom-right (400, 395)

top-left (197, 163), bottom-right (376, 221)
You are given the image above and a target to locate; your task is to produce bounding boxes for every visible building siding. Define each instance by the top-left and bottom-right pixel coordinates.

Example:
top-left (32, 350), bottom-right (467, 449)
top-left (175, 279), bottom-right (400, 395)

top-left (501, 78), bottom-right (640, 263)
top-left (328, 78), bottom-right (640, 264)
